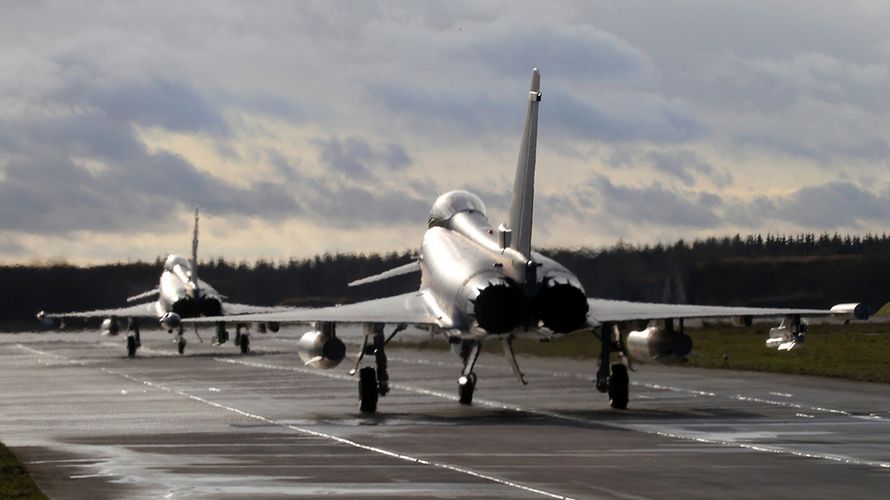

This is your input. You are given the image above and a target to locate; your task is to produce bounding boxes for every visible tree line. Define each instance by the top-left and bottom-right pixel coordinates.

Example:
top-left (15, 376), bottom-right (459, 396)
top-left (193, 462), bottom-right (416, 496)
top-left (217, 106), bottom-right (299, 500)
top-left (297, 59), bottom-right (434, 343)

top-left (3, 233), bottom-right (889, 328)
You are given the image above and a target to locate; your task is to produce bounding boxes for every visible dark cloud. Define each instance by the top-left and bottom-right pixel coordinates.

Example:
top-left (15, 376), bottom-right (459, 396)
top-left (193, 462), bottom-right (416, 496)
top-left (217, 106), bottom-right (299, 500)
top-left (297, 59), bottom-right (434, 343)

top-left (368, 82), bottom-right (515, 140)
top-left (606, 149), bottom-right (732, 185)
top-left (547, 90), bottom-right (706, 143)
top-left (307, 184), bottom-right (430, 228)
top-left (313, 136), bottom-right (413, 178)
top-left (227, 92), bottom-right (304, 122)
top-left (455, 22), bottom-right (657, 83)
top-left (728, 181), bottom-right (890, 229)
top-left (591, 176), bottom-right (721, 228)
top-left (370, 81), bottom-right (705, 145)
top-left (0, 72), bottom-right (300, 234)
top-left (52, 59), bottom-right (229, 136)
top-left (736, 131), bottom-right (890, 164)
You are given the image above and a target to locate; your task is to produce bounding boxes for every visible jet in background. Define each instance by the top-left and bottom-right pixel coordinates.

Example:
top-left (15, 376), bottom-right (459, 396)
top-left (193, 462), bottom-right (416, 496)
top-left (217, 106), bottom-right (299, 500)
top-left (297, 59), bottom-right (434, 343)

top-left (38, 208), bottom-right (286, 357)
top-left (184, 69), bottom-right (869, 412)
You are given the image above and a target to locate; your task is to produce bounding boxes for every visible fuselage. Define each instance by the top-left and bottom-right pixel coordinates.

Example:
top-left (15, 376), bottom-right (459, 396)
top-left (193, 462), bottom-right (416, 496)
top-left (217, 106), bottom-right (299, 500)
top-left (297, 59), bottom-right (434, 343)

top-left (420, 191), bottom-right (589, 336)
top-left (155, 254), bottom-right (222, 318)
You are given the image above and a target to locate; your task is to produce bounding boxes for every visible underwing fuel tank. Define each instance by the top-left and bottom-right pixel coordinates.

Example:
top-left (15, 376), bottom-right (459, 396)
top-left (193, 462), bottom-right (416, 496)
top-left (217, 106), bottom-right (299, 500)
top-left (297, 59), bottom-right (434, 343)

top-left (298, 327), bottom-right (347, 369)
top-left (100, 318), bottom-right (121, 336)
top-left (159, 312), bottom-right (181, 331)
top-left (627, 323), bottom-right (692, 364)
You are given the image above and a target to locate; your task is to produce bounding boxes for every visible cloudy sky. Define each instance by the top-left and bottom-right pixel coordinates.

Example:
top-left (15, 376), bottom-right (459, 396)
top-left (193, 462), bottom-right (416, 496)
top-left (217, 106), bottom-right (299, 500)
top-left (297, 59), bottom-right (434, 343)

top-left (3, 1), bottom-right (890, 264)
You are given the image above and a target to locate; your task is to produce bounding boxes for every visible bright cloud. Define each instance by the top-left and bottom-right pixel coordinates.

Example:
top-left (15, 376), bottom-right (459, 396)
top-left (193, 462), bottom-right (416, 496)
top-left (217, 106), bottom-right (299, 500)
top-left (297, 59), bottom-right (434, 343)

top-left (2, 1), bottom-right (890, 263)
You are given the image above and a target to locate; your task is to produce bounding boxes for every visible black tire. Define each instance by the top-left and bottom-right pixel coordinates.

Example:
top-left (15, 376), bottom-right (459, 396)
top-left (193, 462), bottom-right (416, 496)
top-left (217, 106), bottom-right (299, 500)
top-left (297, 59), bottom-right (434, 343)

top-left (358, 367), bottom-right (378, 413)
top-left (458, 372), bottom-right (477, 405)
top-left (608, 363), bottom-right (629, 409)
top-left (126, 336), bottom-right (137, 358)
top-left (134, 331), bottom-right (141, 348)
top-left (240, 335), bottom-right (250, 354)
top-left (177, 338), bottom-right (187, 355)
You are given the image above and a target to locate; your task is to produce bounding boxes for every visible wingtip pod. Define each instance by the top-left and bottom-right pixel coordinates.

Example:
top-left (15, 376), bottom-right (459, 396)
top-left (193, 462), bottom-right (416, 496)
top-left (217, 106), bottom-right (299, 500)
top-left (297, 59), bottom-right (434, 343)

top-left (829, 302), bottom-right (872, 321)
top-left (530, 67), bottom-right (540, 93)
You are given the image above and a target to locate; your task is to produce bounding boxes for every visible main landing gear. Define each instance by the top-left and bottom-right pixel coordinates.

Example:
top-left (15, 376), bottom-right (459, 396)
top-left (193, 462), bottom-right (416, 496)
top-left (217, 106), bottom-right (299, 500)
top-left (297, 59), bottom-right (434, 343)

top-left (126, 319), bottom-right (141, 358)
top-left (233, 324), bottom-right (251, 354)
top-left (214, 323), bottom-right (250, 354)
top-left (351, 323), bottom-right (406, 413)
top-left (595, 322), bottom-right (630, 409)
top-left (214, 322), bottom-right (229, 345)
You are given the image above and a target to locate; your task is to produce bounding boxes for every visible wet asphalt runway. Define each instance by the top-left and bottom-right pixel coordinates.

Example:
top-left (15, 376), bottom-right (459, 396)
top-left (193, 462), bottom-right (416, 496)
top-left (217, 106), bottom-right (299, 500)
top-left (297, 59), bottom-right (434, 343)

top-left (1, 328), bottom-right (889, 499)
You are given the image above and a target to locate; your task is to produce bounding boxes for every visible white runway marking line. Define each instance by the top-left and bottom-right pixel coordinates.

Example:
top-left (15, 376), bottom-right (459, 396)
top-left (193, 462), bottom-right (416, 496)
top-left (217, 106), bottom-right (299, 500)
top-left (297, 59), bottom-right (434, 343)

top-left (218, 357), bottom-right (890, 471)
top-left (13, 344), bottom-right (572, 500)
top-left (385, 355), bottom-right (879, 420)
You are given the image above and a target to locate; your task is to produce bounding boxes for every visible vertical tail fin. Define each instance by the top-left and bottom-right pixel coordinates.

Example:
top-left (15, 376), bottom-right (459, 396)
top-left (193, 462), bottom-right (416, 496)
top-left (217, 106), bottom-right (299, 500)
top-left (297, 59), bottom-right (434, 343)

top-left (191, 207), bottom-right (200, 287)
top-left (507, 68), bottom-right (541, 259)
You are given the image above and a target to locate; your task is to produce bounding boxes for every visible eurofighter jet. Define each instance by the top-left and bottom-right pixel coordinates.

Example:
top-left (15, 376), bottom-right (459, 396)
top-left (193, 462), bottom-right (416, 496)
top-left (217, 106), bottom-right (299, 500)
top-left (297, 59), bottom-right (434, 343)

top-left (185, 69), bottom-right (869, 412)
top-left (38, 208), bottom-right (286, 357)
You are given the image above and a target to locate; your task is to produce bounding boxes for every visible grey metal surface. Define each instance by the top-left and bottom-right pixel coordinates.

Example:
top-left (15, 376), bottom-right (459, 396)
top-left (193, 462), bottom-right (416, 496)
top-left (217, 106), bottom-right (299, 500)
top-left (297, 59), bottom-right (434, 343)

top-left (185, 291), bottom-right (440, 327)
top-left (586, 298), bottom-right (831, 322)
top-left (2, 329), bottom-right (888, 499)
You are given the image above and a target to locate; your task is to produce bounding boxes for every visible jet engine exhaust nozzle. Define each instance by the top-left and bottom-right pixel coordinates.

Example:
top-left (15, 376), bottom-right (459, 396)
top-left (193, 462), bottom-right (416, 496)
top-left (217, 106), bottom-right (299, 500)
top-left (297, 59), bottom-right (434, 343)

top-left (171, 298), bottom-right (196, 318)
top-left (472, 281), bottom-right (525, 334)
top-left (199, 297), bottom-right (222, 317)
top-left (171, 296), bottom-right (223, 318)
top-left (536, 282), bottom-right (589, 333)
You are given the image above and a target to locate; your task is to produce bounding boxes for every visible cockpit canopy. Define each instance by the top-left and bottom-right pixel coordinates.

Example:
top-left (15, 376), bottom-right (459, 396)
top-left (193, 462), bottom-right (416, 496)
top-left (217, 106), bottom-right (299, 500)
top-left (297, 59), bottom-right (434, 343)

top-left (428, 190), bottom-right (488, 228)
top-left (164, 254), bottom-right (192, 274)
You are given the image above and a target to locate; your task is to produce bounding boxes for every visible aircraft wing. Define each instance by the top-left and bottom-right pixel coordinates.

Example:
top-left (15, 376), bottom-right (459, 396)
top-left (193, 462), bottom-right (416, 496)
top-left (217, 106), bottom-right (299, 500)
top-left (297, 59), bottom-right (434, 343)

top-left (587, 298), bottom-right (834, 323)
top-left (184, 291), bottom-right (443, 327)
top-left (38, 302), bottom-right (159, 321)
top-left (222, 303), bottom-right (298, 315)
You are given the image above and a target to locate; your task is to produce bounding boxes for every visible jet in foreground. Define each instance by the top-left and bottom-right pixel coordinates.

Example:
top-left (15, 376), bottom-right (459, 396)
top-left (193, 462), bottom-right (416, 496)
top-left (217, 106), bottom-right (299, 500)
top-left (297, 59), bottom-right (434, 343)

top-left (185, 69), bottom-right (869, 412)
top-left (38, 209), bottom-right (286, 357)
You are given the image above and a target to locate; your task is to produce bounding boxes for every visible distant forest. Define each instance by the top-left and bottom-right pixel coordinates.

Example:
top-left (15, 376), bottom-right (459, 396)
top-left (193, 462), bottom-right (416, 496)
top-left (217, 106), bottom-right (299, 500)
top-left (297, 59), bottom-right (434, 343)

top-left (3, 232), bottom-right (890, 328)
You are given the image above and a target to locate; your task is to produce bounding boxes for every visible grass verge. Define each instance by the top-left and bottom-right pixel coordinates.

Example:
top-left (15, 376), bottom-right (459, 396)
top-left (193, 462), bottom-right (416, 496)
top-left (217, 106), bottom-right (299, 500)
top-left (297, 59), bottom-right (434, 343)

top-left (0, 442), bottom-right (46, 499)
top-left (396, 322), bottom-right (890, 384)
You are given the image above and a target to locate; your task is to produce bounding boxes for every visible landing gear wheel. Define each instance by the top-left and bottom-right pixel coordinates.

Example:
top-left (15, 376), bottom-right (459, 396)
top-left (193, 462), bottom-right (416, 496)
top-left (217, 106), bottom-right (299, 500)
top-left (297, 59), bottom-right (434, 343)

top-left (358, 367), bottom-right (378, 413)
top-left (177, 338), bottom-right (187, 355)
top-left (126, 336), bottom-right (137, 358)
top-left (458, 372), bottom-right (477, 405)
top-left (240, 334), bottom-right (250, 354)
top-left (608, 363), bottom-right (629, 409)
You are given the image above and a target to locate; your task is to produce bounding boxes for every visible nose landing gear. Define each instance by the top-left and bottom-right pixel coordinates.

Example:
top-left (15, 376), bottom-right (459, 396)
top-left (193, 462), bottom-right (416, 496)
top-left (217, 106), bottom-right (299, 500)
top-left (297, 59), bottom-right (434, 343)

top-left (457, 339), bottom-right (483, 405)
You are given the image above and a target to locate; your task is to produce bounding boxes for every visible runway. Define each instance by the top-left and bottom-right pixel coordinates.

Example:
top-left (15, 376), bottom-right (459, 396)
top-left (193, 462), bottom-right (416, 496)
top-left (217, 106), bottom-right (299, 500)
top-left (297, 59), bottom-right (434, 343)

top-left (1, 328), bottom-right (888, 499)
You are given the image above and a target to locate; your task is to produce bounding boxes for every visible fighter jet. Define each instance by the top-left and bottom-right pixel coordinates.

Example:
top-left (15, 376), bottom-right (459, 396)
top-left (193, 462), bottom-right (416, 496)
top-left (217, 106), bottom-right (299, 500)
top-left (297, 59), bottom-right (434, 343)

top-left (184, 69), bottom-right (869, 412)
top-left (37, 208), bottom-right (286, 357)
